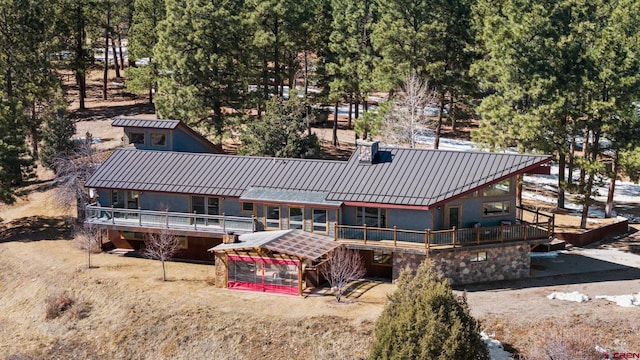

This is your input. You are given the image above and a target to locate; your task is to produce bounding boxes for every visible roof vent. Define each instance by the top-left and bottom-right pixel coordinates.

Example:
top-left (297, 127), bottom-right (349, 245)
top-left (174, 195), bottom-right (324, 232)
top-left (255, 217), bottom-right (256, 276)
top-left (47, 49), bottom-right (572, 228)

top-left (356, 139), bottom-right (379, 164)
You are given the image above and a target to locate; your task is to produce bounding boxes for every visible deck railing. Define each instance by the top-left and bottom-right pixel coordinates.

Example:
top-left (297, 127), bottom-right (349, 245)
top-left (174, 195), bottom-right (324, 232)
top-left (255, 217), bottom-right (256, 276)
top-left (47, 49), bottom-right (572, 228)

top-left (85, 205), bottom-right (257, 234)
top-left (334, 221), bottom-right (552, 249)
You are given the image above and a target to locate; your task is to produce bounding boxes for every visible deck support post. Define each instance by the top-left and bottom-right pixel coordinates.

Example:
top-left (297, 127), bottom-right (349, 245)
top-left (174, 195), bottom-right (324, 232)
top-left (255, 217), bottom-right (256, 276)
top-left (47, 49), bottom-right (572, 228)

top-left (393, 226), bottom-right (397, 247)
top-left (363, 224), bottom-right (367, 245)
top-left (452, 227), bottom-right (456, 248)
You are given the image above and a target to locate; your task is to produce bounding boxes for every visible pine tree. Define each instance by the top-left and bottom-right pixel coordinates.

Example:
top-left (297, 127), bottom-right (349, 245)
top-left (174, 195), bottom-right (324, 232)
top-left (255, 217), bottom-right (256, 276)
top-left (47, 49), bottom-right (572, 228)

top-left (127, 0), bottom-right (165, 103)
top-left (39, 89), bottom-right (76, 168)
top-left (155, 0), bottom-right (246, 141)
top-left (368, 260), bottom-right (488, 360)
top-left (239, 95), bottom-right (321, 158)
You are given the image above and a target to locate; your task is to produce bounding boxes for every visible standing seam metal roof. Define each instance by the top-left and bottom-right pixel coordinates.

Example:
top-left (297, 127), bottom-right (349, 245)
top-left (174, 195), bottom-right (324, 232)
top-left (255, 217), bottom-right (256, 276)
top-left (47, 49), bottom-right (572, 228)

top-left (86, 146), bottom-right (551, 207)
top-left (111, 118), bottom-right (181, 129)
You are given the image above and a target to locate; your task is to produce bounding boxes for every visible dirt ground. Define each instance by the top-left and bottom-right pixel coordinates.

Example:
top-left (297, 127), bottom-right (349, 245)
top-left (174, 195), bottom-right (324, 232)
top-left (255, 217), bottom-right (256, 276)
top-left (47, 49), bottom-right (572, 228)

top-left (1, 68), bottom-right (639, 358)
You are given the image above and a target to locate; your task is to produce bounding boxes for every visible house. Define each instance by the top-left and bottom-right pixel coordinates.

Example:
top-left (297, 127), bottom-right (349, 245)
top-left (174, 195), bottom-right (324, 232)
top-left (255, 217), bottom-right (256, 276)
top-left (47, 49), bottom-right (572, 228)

top-left (85, 119), bottom-right (553, 295)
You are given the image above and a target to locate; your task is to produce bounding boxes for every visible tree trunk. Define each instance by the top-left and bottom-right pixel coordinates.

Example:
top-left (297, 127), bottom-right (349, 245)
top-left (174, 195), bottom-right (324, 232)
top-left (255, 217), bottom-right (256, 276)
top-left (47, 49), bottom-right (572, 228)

top-left (161, 260), bottom-right (166, 281)
top-left (348, 95), bottom-right (353, 129)
top-left (333, 102), bottom-right (339, 147)
top-left (303, 50), bottom-right (308, 96)
top-left (568, 130), bottom-right (577, 186)
top-left (75, 4), bottom-right (86, 110)
top-left (449, 92), bottom-right (456, 131)
top-left (111, 35), bottom-right (120, 78)
top-left (103, 8), bottom-right (110, 100)
top-left (30, 102), bottom-right (40, 160)
top-left (580, 130), bottom-right (601, 229)
top-left (557, 153), bottom-right (566, 209)
top-left (355, 96), bottom-right (360, 120)
top-left (118, 32), bottom-right (125, 69)
top-left (434, 94), bottom-right (445, 149)
top-left (605, 153), bottom-right (618, 218)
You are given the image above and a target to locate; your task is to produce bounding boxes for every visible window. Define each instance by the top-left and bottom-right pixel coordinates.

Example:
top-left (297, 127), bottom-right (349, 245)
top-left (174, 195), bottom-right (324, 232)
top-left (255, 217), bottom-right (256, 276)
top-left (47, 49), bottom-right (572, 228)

top-left (312, 208), bottom-right (327, 233)
top-left (192, 196), bottom-right (221, 225)
top-left (470, 251), bottom-right (487, 262)
top-left (482, 179), bottom-right (511, 197)
top-left (129, 132), bottom-right (145, 145)
top-left (265, 205), bottom-right (281, 229)
top-left (241, 202), bottom-right (255, 214)
top-left (462, 191), bottom-right (478, 198)
top-left (127, 191), bottom-right (140, 209)
top-left (288, 207), bottom-right (303, 230)
top-left (373, 250), bottom-right (392, 265)
top-left (150, 132), bottom-right (167, 147)
top-left (483, 201), bottom-right (511, 217)
top-left (111, 189), bottom-right (124, 208)
top-left (356, 207), bottom-right (387, 227)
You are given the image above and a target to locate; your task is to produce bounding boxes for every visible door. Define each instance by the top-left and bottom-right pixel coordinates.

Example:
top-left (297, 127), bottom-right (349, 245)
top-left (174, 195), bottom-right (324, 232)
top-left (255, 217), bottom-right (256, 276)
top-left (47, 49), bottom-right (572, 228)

top-left (445, 205), bottom-right (461, 229)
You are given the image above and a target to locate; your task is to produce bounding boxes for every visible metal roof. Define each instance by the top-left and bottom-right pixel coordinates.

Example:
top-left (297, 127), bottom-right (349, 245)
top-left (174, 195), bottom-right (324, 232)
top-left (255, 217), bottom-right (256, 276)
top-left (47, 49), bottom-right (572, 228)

top-left (240, 187), bottom-right (342, 207)
top-left (326, 147), bottom-right (550, 207)
top-left (85, 149), bottom-right (345, 197)
top-left (86, 145), bottom-right (551, 207)
top-left (112, 118), bottom-right (181, 129)
top-left (209, 229), bottom-right (341, 260)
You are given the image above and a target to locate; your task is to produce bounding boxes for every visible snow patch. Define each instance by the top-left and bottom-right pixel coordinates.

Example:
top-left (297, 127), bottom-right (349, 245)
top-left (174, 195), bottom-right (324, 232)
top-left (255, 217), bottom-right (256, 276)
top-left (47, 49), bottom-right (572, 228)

top-left (547, 291), bottom-right (590, 303)
top-left (530, 250), bottom-right (567, 259)
top-left (595, 293), bottom-right (640, 307)
top-left (480, 332), bottom-right (512, 360)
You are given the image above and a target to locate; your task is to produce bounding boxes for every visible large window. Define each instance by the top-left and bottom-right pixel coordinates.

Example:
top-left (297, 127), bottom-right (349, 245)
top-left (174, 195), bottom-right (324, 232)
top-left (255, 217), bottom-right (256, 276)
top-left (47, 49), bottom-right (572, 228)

top-left (150, 132), bottom-right (167, 147)
top-left (312, 208), bottom-right (328, 233)
top-left (192, 196), bottom-right (221, 225)
top-left (483, 201), bottom-right (511, 217)
top-left (482, 179), bottom-right (511, 197)
top-left (111, 189), bottom-right (124, 208)
top-left (127, 191), bottom-right (140, 209)
top-left (241, 202), bottom-right (255, 214)
top-left (265, 205), bottom-right (281, 229)
top-left (356, 207), bottom-right (387, 228)
top-left (227, 255), bottom-right (300, 296)
top-left (288, 207), bottom-right (303, 230)
top-left (129, 131), bottom-right (145, 145)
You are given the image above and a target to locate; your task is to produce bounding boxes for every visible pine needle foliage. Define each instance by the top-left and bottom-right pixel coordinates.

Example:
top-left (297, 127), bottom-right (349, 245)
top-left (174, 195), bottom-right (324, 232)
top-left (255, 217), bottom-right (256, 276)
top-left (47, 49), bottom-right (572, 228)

top-left (368, 260), bottom-right (488, 360)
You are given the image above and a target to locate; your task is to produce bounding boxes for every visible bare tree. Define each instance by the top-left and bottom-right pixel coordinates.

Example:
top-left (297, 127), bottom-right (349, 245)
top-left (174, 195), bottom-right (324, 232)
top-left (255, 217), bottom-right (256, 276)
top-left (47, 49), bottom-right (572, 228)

top-left (52, 133), bottom-right (100, 221)
top-left (318, 246), bottom-right (366, 302)
top-left (74, 223), bottom-right (102, 269)
top-left (143, 228), bottom-right (180, 281)
top-left (379, 71), bottom-right (438, 148)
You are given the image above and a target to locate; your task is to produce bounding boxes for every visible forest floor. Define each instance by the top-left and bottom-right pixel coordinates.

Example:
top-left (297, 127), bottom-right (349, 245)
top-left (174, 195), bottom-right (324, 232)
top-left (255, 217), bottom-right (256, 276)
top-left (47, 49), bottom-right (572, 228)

top-left (0, 68), bottom-right (639, 358)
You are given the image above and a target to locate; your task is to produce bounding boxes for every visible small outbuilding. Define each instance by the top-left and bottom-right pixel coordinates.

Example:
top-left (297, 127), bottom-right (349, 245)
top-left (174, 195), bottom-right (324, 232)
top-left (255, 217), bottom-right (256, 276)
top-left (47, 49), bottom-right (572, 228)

top-left (209, 230), bottom-right (341, 296)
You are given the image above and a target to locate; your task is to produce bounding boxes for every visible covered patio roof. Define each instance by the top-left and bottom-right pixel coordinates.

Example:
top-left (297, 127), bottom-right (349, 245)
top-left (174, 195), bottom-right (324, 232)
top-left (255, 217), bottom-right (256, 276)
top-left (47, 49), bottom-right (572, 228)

top-left (209, 229), bottom-right (341, 261)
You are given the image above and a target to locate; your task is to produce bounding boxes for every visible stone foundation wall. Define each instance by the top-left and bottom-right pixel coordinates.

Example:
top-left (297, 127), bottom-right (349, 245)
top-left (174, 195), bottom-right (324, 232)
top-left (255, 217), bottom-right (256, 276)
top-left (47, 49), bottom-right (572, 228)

top-left (392, 243), bottom-right (530, 285)
top-left (214, 252), bottom-right (227, 288)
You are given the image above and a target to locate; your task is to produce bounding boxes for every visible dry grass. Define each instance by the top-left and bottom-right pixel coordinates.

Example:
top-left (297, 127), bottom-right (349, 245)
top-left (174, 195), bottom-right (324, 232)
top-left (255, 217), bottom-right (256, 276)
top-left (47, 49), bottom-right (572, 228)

top-left (0, 238), bottom-right (387, 359)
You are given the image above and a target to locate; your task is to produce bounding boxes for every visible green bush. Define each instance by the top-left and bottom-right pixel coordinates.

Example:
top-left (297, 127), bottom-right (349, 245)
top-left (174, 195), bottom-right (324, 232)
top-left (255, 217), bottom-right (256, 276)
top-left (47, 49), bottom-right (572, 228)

top-left (368, 260), bottom-right (489, 360)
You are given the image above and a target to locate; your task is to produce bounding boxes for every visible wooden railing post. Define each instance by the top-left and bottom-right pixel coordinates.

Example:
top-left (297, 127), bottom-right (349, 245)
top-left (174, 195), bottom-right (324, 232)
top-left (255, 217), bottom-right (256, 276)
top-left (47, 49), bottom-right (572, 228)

top-left (111, 206), bottom-right (115, 224)
top-left (393, 226), bottom-right (397, 247)
top-left (139, 207), bottom-right (142, 226)
top-left (500, 224), bottom-right (504, 242)
top-left (222, 212), bottom-right (226, 232)
top-left (363, 224), bottom-right (367, 244)
top-left (193, 210), bottom-right (197, 230)
top-left (334, 222), bottom-right (337, 241)
top-left (524, 224), bottom-right (528, 241)
top-left (424, 229), bottom-right (430, 250)
top-left (476, 226), bottom-right (480, 245)
top-left (452, 227), bottom-right (456, 248)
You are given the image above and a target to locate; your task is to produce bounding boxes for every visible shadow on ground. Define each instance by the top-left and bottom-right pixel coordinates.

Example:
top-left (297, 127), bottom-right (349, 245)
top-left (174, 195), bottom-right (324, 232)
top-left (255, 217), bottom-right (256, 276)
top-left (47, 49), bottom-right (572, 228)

top-left (0, 216), bottom-right (72, 243)
top-left (70, 102), bottom-right (155, 122)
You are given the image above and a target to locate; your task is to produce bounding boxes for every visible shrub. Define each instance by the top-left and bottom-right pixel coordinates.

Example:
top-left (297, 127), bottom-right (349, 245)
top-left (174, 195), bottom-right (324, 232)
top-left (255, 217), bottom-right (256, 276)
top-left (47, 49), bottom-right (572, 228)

top-left (368, 260), bottom-right (489, 360)
top-left (45, 291), bottom-right (74, 319)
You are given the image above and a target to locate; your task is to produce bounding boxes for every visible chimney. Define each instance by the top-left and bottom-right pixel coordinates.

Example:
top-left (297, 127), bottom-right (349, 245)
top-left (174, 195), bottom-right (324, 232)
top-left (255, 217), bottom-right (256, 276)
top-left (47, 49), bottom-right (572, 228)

top-left (223, 232), bottom-right (239, 244)
top-left (356, 139), bottom-right (379, 164)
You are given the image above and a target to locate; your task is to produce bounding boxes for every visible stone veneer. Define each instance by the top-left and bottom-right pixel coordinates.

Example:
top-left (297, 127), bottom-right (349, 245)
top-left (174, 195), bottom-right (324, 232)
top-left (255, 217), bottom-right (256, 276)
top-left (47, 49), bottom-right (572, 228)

top-left (213, 252), bottom-right (227, 288)
top-left (392, 243), bottom-right (531, 285)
